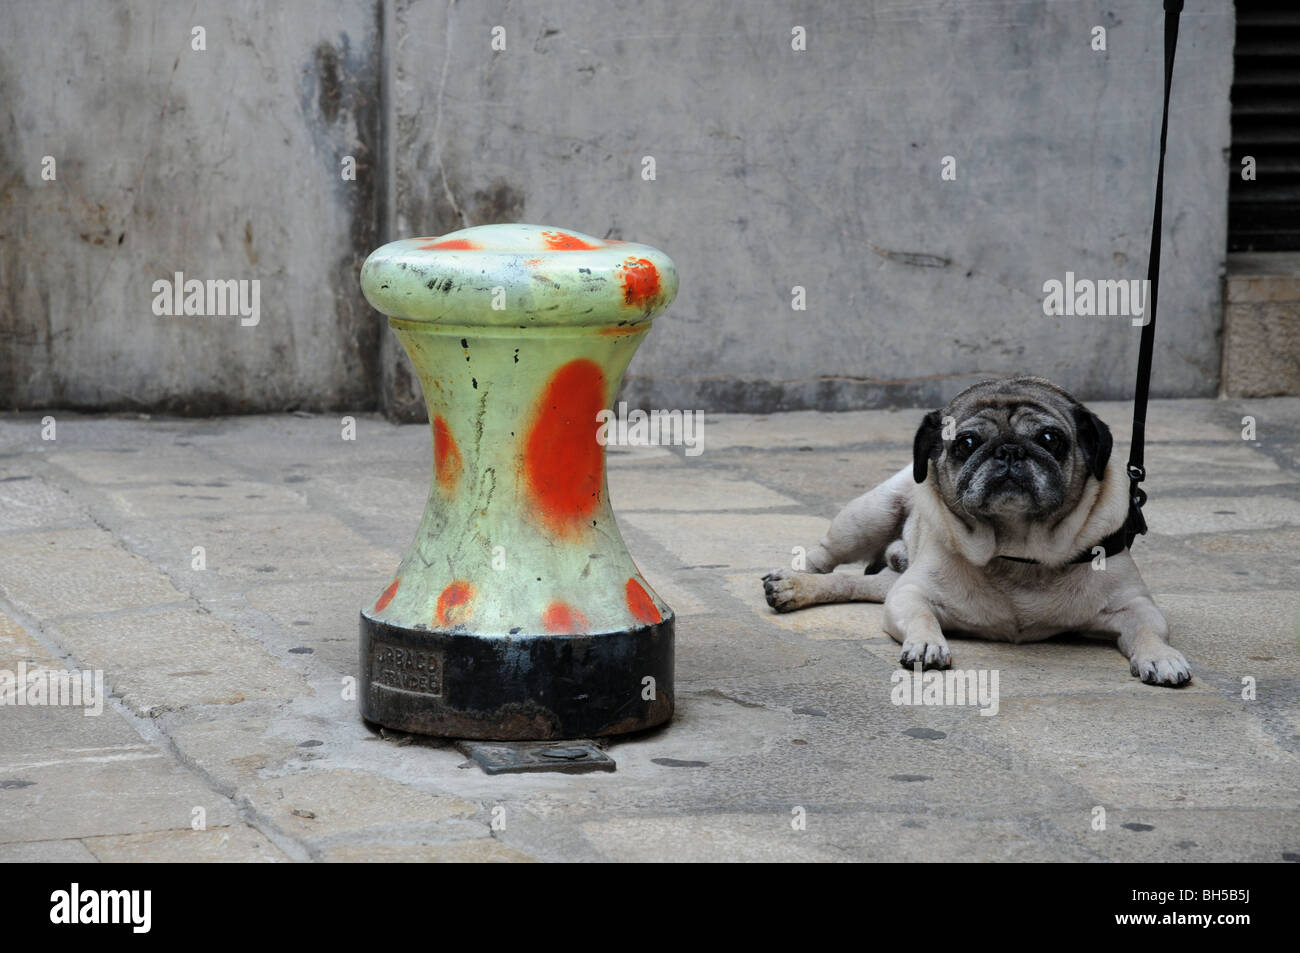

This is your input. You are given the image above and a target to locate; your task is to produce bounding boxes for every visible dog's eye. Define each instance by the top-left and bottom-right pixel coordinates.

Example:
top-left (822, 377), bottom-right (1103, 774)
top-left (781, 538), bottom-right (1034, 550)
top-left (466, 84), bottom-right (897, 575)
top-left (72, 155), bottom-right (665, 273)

top-left (952, 432), bottom-right (982, 460)
top-left (1036, 429), bottom-right (1066, 454)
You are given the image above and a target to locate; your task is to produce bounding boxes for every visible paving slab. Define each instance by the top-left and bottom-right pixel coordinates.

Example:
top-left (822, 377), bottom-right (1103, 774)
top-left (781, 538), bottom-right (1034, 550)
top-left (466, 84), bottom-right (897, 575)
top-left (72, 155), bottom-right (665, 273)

top-left (83, 825), bottom-right (291, 863)
top-left (0, 528), bottom-right (187, 620)
top-left (45, 607), bottom-right (311, 716)
top-left (321, 839), bottom-right (537, 863)
top-left (623, 511), bottom-right (834, 572)
top-left (239, 769), bottom-right (481, 848)
top-left (0, 839), bottom-right (99, 862)
top-left (0, 701), bottom-right (244, 844)
top-left (0, 475), bottom-right (93, 531)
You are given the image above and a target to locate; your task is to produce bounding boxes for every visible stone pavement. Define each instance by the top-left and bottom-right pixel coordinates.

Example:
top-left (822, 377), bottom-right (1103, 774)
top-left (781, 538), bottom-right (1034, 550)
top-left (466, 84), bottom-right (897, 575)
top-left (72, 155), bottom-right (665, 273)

top-left (0, 399), bottom-right (1297, 863)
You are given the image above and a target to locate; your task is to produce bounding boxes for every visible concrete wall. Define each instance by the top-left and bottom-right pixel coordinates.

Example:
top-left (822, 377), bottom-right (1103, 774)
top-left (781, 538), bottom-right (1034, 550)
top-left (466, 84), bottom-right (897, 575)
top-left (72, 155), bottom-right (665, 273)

top-left (0, 0), bottom-right (382, 413)
top-left (1, 0), bottom-right (1235, 416)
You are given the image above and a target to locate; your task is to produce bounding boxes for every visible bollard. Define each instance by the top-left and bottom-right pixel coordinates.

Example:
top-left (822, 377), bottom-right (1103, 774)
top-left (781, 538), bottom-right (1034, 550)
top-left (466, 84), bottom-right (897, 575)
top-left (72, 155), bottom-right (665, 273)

top-left (358, 224), bottom-right (677, 740)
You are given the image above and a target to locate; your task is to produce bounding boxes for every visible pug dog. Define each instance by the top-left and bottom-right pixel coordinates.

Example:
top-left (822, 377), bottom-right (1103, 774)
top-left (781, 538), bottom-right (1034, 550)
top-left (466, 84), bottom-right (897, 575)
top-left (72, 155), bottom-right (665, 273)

top-left (762, 376), bottom-right (1190, 686)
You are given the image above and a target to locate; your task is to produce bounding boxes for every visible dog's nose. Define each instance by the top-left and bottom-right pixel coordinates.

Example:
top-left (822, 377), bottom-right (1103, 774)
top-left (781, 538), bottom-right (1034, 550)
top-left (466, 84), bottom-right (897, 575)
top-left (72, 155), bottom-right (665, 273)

top-left (994, 443), bottom-right (1026, 462)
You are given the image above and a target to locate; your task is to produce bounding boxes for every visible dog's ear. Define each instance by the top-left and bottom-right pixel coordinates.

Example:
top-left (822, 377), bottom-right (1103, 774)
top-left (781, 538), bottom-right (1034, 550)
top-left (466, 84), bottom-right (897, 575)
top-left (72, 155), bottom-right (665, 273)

top-left (912, 409), bottom-right (945, 484)
top-left (1073, 404), bottom-right (1113, 481)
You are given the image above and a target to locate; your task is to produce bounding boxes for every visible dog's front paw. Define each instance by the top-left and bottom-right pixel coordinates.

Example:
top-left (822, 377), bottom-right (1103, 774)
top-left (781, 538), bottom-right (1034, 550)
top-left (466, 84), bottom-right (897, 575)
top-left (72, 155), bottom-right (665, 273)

top-left (899, 638), bottom-right (952, 670)
top-left (1130, 645), bottom-right (1192, 687)
top-left (762, 568), bottom-right (808, 613)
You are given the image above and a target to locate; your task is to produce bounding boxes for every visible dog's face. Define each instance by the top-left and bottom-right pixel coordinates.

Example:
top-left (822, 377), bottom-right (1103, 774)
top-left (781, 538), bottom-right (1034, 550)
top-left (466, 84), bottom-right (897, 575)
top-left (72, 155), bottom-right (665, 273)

top-left (912, 377), bottom-right (1112, 524)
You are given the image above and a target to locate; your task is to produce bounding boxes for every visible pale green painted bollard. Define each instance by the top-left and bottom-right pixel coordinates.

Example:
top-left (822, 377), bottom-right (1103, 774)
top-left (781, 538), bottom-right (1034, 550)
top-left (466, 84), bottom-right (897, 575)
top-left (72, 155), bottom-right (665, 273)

top-left (358, 224), bottom-right (678, 740)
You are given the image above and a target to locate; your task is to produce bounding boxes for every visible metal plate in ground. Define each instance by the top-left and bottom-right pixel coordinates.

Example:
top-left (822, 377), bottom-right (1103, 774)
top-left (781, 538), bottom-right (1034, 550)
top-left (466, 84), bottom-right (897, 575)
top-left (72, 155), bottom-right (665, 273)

top-left (455, 740), bottom-right (616, 775)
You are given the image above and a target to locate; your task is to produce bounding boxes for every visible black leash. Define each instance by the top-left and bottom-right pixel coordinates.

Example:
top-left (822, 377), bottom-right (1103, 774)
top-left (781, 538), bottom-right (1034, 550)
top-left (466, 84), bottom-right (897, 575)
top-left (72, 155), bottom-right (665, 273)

top-left (999, 2), bottom-right (1184, 569)
top-left (1124, 0), bottom-right (1184, 550)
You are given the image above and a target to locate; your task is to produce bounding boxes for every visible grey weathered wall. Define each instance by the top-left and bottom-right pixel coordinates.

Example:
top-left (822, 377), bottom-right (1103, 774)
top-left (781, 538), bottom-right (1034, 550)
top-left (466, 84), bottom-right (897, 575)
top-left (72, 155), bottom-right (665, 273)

top-left (0, 0), bottom-right (382, 413)
top-left (1, 0), bottom-right (1234, 416)
top-left (389, 0), bottom-right (1234, 415)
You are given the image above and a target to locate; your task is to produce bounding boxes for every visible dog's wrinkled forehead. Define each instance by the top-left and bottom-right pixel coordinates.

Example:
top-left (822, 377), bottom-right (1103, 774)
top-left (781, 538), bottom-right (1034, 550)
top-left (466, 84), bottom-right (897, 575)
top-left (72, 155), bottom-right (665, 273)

top-left (944, 376), bottom-right (1078, 429)
top-left (950, 397), bottom-right (1071, 435)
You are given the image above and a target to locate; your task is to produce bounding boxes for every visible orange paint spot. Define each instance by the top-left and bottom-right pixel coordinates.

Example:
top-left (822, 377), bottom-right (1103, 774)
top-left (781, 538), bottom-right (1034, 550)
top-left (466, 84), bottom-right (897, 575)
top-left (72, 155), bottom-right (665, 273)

top-left (541, 231), bottom-right (601, 250)
top-left (598, 325), bottom-right (644, 337)
top-left (374, 579), bottom-right (400, 612)
top-left (625, 578), bottom-right (661, 625)
top-left (619, 257), bottom-right (660, 308)
top-left (525, 257), bottom-right (543, 266)
top-left (542, 602), bottom-right (589, 634)
top-left (418, 238), bottom-right (478, 250)
top-left (433, 415), bottom-right (462, 492)
top-left (524, 359), bottom-right (606, 532)
top-left (436, 581), bottom-right (475, 627)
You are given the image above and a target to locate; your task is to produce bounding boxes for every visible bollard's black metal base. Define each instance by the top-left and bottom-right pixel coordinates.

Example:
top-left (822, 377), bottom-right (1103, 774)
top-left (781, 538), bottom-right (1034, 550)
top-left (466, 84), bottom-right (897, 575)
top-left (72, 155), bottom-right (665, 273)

top-left (359, 612), bottom-right (674, 741)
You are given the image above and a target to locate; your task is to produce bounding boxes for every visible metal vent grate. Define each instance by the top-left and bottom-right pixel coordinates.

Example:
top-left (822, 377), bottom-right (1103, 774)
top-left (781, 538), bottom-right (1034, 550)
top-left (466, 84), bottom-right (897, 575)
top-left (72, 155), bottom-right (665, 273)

top-left (1229, 1), bottom-right (1300, 251)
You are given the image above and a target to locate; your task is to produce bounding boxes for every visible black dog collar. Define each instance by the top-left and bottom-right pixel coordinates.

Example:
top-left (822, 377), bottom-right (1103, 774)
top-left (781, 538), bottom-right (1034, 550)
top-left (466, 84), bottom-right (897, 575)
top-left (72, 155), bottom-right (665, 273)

top-left (997, 475), bottom-right (1147, 566)
top-left (997, 524), bottom-right (1129, 566)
